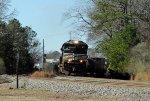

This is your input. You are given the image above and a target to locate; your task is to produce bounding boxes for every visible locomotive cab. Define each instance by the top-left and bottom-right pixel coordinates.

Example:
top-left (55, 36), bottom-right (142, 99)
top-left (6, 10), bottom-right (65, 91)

top-left (59, 40), bottom-right (88, 75)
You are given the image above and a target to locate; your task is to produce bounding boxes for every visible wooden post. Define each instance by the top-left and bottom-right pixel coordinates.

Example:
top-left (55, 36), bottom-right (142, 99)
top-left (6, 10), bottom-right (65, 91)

top-left (16, 52), bottom-right (19, 88)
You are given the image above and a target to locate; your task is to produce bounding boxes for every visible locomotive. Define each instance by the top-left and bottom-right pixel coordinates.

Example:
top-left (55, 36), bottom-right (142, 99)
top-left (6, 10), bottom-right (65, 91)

top-left (58, 40), bottom-right (88, 75)
top-left (53, 39), bottom-right (108, 76)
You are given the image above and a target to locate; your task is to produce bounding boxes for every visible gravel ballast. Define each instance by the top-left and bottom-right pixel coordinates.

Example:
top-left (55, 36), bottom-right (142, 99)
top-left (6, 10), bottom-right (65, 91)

top-left (2, 75), bottom-right (150, 101)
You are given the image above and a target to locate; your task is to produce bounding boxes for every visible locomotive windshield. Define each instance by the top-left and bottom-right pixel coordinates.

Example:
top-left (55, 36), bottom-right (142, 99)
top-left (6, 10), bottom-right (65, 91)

top-left (63, 44), bottom-right (88, 54)
top-left (61, 40), bottom-right (88, 54)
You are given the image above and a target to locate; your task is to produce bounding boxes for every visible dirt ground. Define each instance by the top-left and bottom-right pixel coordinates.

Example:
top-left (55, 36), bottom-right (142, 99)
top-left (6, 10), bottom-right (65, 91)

top-left (1, 75), bottom-right (149, 101)
top-left (0, 85), bottom-right (92, 101)
top-left (0, 85), bottom-right (123, 101)
top-left (0, 75), bottom-right (123, 101)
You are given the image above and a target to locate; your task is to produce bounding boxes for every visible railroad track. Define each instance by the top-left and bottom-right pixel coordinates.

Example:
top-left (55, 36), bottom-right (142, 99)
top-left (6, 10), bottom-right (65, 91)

top-left (55, 76), bottom-right (150, 88)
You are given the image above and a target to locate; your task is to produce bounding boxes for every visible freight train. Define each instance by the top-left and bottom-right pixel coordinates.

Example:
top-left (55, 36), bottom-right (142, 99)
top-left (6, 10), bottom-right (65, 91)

top-left (52, 40), bottom-right (131, 80)
top-left (53, 40), bottom-right (107, 76)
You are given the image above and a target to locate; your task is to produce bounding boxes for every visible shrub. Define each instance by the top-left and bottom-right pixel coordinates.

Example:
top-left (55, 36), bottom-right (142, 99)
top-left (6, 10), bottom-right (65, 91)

top-left (134, 72), bottom-right (150, 81)
top-left (98, 24), bottom-right (138, 72)
top-left (31, 71), bottom-right (54, 78)
top-left (0, 58), bottom-right (5, 74)
top-left (126, 42), bottom-right (150, 81)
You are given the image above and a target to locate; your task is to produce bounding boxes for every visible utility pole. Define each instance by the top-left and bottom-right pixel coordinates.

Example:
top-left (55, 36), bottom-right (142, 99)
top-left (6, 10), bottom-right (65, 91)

top-left (43, 39), bottom-right (45, 68)
top-left (16, 50), bottom-right (19, 88)
top-left (13, 41), bottom-right (19, 89)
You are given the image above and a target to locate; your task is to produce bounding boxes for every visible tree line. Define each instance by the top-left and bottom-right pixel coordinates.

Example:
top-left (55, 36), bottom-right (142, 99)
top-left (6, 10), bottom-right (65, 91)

top-left (66, 0), bottom-right (150, 76)
top-left (0, 0), bottom-right (41, 74)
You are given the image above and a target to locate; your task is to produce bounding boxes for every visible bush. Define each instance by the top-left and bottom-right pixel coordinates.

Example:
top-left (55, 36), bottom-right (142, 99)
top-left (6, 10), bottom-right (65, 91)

top-left (134, 72), bottom-right (150, 81)
top-left (98, 24), bottom-right (138, 72)
top-left (0, 58), bottom-right (5, 74)
top-left (126, 42), bottom-right (150, 80)
top-left (31, 71), bottom-right (54, 78)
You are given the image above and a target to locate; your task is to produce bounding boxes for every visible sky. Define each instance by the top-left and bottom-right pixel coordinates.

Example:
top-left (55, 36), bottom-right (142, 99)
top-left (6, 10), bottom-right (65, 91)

top-left (11, 0), bottom-right (86, 53)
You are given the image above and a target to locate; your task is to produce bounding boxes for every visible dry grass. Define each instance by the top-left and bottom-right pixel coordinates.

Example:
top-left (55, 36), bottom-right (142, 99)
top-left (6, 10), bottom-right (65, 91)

top-left (126, 42), bottom-right (150, 81)
top-left (0, 58), bottom-right (5, 74)
top-left (0, 85), bottom-right (103, 101)
top-left (134, 72), bottom-right (150, 81)
top-left (31, 71), bottom-right (54, 78)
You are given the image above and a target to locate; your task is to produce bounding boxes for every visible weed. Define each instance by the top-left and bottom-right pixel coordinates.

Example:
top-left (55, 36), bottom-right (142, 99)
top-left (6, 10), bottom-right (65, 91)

top-left (31, 71), bottom-right (54, 78)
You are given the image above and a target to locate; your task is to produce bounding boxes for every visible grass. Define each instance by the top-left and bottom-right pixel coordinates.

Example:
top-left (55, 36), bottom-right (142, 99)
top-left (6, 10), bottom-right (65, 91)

top-left (0, 57), bottom-right (5, 74)
top-left (134, 72), bottom-right (150, 81)
top-left (0, 85), bottom-right (102, 101)
top-left (126, 42), bottom-right (150, 81)
top-left (31, 71), bottom-right (54, 78)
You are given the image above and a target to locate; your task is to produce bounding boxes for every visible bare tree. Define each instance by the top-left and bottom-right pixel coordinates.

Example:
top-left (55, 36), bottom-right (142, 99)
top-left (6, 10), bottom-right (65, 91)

top-left (132, 0), bottom-right (150, 43)
top-left (64, 0), bottom-right (150, 44)
top-left (0, 0), bottom-right (15, 20)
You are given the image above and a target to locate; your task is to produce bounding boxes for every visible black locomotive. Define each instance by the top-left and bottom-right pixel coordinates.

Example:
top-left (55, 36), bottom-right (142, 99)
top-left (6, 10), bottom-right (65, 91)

top-left (53, 40), bottom-right (109, 76)
top-left (57, 40), bottom-right (88, 75)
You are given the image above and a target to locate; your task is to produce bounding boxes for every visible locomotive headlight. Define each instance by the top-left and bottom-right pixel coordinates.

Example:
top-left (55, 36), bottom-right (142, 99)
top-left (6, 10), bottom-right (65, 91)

top-left (74, 40), bottom-right (79, 44)
top-left (67, 59), bottom-right (72, 63)
top-left (80, 60), bottom-right (83, 63)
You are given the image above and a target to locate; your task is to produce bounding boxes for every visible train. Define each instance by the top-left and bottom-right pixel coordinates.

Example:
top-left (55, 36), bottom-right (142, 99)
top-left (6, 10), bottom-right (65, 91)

top-left (53, 40), bottom-right (107, 76)
top-left (52, 39), bottom-right (131, 80)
